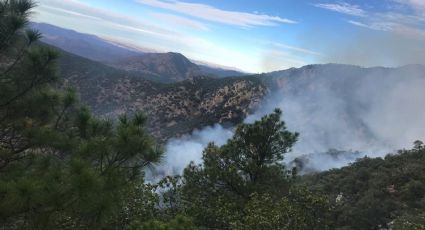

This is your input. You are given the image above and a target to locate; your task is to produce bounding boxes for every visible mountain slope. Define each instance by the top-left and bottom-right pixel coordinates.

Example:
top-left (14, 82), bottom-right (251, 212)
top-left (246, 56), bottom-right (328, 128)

top-left (299, 146), bottom-right (425, 229)
top-left (112, 52), bottom-right (247, 82)
top-left (53, 46), bottom-right (267, 141)
top-left (112, 52), bottom-right (203, 82)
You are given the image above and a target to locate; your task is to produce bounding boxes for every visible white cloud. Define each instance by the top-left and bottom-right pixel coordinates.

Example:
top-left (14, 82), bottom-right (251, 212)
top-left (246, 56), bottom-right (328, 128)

top-left (35, 0), bottom-right (176, 36)
top-left (36, 4), bottom-right (168, 37)
top-left (347, 20), bottom-right (368, 28)
top-left (314, 2), bottom-right (366, 17)
top-left (137, 0), bottom-right (296, 27)
top-left (348, 14), bottom-right (425, 38)
top-left (377, 12), bottom-right (425, 25)
top-left (270, 42), bottom-right (322, 56)
top-left (393, 0), bottom-right (425, 11)
top-left (150, 12), bottom-right (210, 31)
top-left (347, 20), bottom-right (395, 32)
top-left (313, 1), bottom-right (425, 38)
top-left (37, 5), bottom-right (102, 21)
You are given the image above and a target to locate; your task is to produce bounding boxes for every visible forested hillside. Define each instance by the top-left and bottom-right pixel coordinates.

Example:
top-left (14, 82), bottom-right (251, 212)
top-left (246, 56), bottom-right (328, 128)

top-left (300, 142), bottom-right (425, 229)
top-left (55, 48), bottom-right (266, 141)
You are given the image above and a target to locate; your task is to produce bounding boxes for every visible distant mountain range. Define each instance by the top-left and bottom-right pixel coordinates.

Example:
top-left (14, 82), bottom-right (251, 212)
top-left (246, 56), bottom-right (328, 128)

top-left (30, 22), bottom-right (141, 63)
top-left (54, 39), bottom-right (425, 145)
top-left (31, 22), bottom-right (245, 82)
top-left (32, 22), bottom-right (425, 146)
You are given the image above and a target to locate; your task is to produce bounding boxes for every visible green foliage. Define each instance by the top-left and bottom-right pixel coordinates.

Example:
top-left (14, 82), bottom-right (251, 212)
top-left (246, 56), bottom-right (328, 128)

top-left (232, 188), bottom-right (331, 230)
top-left (0, 1), bottom-right (162, 229)
top-left (181, 109), bottom-right (331, 229)
top-left (130, 215), bottom-right (196, 230)
top-left (300, 145), bottom-right (425, 229)
top-left (112, 182), bottom-right (160, 229)
top-left (390, 213), bottom-right (425, 230)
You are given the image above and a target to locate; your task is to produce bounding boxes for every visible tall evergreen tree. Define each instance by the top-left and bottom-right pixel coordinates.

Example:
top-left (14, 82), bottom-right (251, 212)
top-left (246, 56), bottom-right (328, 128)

top-left (181, 109), bottom-right (331, 229)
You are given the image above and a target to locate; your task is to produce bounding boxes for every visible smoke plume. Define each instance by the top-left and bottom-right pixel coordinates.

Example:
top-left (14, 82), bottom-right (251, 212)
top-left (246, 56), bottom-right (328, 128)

top-left (155, 64), bottom-right (425, 176)
top-left (149, 125), bottom-right (234, 179)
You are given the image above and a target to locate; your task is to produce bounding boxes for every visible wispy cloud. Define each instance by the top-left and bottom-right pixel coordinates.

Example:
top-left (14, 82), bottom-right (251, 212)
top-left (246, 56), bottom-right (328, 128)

top-left (314, 1), bottom-right (425, 38)
top-left (314, 2), bottom-right (366, 17)
top-left (137, 0), bottom-right (296, 27)
top-left (393, 0), bottom-right (425, 12)
top-left (348, 13), bottom-right (425, 38)
top-left (36, 0), bottom-right (176, 36)
top-left (150, 12), bottom-right (210, 31)
top-left (37, 5), bottom-right (168, 37)
top-left (38, 5), bottom-right (102, 21)
top-left (347, 20), bottom-right (394, 32)
top-left (270, 42), bottom-right (322, 56)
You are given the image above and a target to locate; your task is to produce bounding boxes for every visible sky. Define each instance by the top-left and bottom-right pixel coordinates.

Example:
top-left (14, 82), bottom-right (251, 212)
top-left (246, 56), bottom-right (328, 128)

top-left (33, 0), bottom-right (425, 73)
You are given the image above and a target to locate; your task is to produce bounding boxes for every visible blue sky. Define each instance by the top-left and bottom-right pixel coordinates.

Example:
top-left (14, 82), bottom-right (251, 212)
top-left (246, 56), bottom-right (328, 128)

top-left (33, 0), bottom-right (425, 72)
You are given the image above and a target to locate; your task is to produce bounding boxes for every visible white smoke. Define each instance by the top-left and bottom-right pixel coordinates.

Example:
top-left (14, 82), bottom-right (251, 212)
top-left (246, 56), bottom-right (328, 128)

top-left (155, 64), bottom-right (425, 176)
top-left (150, 124), bottom-right (233, 178)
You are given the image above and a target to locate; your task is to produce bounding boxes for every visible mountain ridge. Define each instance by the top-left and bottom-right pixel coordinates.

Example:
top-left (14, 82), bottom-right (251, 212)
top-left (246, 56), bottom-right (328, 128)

top-left (112, 52), bottom-right (203, 82)
top-left (31, 22), bottom-right (141, 63)
top-left (32, 22), bottom-right (245, 82)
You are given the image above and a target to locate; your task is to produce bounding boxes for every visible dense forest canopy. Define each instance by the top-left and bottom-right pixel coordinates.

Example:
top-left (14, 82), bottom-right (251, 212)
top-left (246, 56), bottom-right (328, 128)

top-left (0, 1), bottom-right (424, 229)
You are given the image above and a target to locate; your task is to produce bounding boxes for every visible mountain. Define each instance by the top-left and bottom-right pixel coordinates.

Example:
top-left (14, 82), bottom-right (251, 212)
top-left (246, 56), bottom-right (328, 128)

top-left (56, 46), bottom-right (425, 146)
top-left (45, 33), bottom-right (425, 146)
top-left (113, 53), bottom-right (247, 81)
top-left (31, 22), bottom-right (141, 63)
top-left (112, 53), bottom-right (203, 82)
top-left (52, 45), bottom-right (267, 141)
top-left (32, 22), bottom-right (246, 82)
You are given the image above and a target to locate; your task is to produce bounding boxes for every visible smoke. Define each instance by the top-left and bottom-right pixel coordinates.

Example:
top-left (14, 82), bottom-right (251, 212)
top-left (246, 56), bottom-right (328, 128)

top-left (288, 150), bottom-right (364, 173)
top-left (148, 124), bottom-right (234, 179)
top-left (316, 29), bottom-right (425, 68)
top-left (302, 25), bottom-right (425, 67)
top-left (249, 64), bottom-right (425, 171)
top-left (154, 64), bottom-right (425, 176)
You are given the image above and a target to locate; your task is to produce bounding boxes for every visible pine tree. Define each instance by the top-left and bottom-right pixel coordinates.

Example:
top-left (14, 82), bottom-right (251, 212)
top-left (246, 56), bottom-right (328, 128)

top-left (0, 1), bottom-right (162, 229)
top-left (181, 109), bottom-right (331, 229)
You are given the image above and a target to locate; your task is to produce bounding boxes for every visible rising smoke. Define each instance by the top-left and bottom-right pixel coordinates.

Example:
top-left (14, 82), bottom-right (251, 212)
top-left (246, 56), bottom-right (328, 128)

top-left (156, 64), bottom-right (425, 176)
top-left (148, 124), bottom-right (234, 179)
